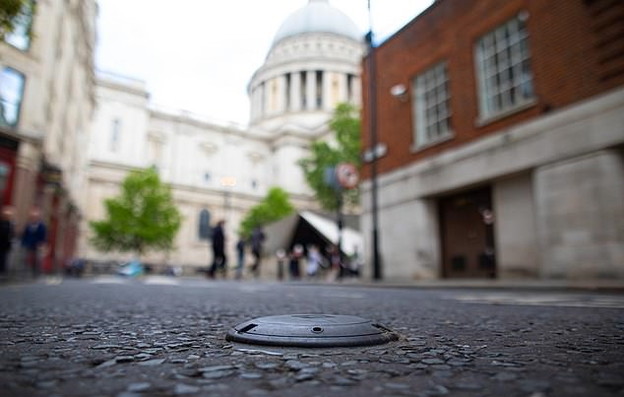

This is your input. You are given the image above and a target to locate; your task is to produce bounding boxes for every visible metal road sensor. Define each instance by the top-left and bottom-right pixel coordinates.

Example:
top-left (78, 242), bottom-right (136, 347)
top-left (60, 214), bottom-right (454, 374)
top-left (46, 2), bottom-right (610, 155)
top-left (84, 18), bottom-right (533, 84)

top-left (226, 314), bottom-right (398, 348)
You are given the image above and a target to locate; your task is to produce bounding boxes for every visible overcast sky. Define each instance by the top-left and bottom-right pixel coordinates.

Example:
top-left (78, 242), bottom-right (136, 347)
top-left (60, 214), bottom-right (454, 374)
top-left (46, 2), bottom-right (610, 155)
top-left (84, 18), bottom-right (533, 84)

top-left (95, 0), bottom-right (434, 126)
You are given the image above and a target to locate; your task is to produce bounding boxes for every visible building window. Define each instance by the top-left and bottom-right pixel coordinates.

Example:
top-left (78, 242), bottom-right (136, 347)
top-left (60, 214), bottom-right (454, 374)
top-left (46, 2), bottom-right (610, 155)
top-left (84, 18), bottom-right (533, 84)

top-left (4, 0), bottom-right (34, 51)
top-left (0, 162), bottom-right (10, 197)
top-left (412, 62), bottom-right (452, 148)
top-left (0, 67), bottom-right (26, 128)
top-left (110, 119), bottom-right (121, 152)
top-left (475, 13), bottom-right (534, 120)
top-left (198, 209), bottom-right (211, 240)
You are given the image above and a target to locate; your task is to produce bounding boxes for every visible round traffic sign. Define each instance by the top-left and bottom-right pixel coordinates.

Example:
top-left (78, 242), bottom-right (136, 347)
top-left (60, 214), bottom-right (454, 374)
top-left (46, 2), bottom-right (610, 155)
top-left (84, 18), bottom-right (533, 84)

top-left (336, 163), bottom-right (359, 189)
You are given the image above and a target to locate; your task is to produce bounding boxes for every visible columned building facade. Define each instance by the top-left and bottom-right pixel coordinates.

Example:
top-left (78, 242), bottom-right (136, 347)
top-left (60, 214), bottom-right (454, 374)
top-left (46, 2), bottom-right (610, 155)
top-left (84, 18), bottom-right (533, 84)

top-left (81, 0), bottom-right (365, 269)
top-left (248, 0), bottom-right (364, 197)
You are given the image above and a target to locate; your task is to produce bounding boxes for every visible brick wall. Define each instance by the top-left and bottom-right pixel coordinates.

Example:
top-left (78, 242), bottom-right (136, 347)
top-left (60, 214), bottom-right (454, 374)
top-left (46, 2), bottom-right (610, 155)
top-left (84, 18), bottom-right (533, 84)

top-left (361, 0), bottom-right (624, 178)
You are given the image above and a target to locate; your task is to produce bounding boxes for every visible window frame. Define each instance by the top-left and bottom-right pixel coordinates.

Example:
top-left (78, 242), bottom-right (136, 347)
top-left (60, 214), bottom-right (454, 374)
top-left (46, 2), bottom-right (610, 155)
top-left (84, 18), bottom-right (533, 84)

top-left (4, 0), bottom-right (35, 51)
top-left (475, 12), bottom-right (535, 123)
top-left (0, 67), bottom-right (27, 129)
top-left (411, 61), bottom-right (453, 150)
top-left (109, 118), bottom-right (121, 152)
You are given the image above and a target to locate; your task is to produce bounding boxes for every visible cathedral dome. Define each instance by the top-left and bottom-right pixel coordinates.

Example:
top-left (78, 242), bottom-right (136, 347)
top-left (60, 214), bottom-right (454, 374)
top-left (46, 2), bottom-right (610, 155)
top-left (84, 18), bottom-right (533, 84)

top-left (272, 0), bottom-right (362, 45)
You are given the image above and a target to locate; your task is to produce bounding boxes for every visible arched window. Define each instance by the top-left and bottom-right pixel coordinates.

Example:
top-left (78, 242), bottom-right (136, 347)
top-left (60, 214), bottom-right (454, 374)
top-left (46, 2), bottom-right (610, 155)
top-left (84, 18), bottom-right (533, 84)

top-left (198, 209), bottom-right (212, 240)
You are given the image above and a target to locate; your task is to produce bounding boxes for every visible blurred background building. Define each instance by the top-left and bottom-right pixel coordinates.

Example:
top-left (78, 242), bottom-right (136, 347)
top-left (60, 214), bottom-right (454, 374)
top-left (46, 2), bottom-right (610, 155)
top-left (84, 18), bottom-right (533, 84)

top-left (360, 0), bottom-right (624, 280)
top-left (0, 0), bottom-right (97, 272)
top-left (82, 0), bottom-right (365, 268)
top-left (3, 0), bottom-right (622, 281)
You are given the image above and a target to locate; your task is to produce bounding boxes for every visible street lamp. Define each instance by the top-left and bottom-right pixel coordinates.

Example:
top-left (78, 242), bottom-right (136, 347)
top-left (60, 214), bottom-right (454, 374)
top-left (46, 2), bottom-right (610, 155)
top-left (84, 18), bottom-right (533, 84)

top-left (366, 1), bottom-right (382, 280)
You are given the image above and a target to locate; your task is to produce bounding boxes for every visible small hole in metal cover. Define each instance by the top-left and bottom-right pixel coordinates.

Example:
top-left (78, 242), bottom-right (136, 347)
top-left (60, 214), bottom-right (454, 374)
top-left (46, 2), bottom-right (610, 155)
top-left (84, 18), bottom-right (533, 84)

top-left (238, 323), bottom-right (258, 333)
top-left (311, 326), bottom-right (324, 333)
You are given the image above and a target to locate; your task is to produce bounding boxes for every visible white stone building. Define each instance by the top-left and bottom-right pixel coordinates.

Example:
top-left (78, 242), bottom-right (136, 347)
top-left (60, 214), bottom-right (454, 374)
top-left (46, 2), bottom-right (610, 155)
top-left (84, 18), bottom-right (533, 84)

top-left (81, 0), bottom-right (365, 270)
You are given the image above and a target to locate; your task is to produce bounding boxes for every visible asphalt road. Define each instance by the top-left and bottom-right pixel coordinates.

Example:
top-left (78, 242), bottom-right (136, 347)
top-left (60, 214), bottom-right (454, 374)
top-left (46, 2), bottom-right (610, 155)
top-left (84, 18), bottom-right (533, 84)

top-left (1, 276), bottom-right (623, 397)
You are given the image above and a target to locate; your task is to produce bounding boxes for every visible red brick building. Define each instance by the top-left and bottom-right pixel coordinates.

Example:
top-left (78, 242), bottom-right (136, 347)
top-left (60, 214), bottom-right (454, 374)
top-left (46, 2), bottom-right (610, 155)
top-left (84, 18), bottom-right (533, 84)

top-left (361, 0), bottom-right (624, 280)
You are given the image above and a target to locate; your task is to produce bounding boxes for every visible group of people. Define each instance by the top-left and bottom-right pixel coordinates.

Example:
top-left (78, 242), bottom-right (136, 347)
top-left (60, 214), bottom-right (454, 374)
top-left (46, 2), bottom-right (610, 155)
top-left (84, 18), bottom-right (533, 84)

top-left (0, 206), bottom-right (48, 280)
top-left (206, 220), bottom-right (265, 280)
top-left (277, 243), bottom-right (362, 282)
top-left (204, 220), bottom-right (362, 282)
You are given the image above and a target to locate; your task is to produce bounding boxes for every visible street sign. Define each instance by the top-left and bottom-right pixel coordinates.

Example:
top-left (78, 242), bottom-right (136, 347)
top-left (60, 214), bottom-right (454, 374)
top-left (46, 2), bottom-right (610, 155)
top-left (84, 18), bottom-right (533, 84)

top-left (336, 163), bottom-right (359, 189)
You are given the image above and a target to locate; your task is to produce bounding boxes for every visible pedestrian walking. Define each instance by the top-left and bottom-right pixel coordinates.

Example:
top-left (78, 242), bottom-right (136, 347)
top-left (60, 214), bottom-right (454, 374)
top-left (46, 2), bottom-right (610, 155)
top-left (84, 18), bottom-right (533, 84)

top-left (249, 226), bottom-right (265, 278)
top-left (325, 244), bottom-right (341, 283)
top-left (346, 246), bottom-right (363, 277)
top-left (276, 248), bottom-right (286, 281)
top-left (289, 244), bottom-right (304, 280)
top-left (0, 206), bottom-right (14, 280)
top-left (208, 220), bottom-right (227, 279)
top-left (235, 237), bottom-right (245, 280)
top-left (306, 244), bottom-right (322, 279)
top-left (20, 207), bottom-right (47, 278)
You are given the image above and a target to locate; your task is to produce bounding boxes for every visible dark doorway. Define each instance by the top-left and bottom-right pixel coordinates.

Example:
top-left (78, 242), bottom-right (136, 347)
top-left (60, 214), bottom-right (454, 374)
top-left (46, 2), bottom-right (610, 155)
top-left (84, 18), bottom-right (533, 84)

top-left (439, 186), bottom-right (496, 278)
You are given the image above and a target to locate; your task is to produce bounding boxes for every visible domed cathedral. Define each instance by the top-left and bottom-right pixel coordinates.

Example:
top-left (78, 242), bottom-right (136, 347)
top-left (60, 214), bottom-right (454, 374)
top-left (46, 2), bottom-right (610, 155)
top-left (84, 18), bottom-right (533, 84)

top-left (81, 0), bottom-right (365, 270)
top-left (248, 0), bottom-right (365, 201)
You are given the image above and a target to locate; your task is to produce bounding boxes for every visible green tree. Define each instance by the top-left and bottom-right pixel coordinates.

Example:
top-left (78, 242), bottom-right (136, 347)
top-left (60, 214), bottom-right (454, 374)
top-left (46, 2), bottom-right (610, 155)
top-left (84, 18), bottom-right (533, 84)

top-left (239, 187), bottom-right (294, 238)
top-left (0, 0), bottom-right (33, 41)
top-left (298, 103), bottom-right (361, 210)
top-left (90, 167), bottom-right (182, 256)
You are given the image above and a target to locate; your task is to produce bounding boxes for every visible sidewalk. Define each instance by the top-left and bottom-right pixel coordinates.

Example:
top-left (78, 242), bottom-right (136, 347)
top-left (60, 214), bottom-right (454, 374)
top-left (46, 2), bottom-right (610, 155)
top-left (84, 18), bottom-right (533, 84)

top-left (342, 276), bottom-right (624, 292)
top-left (4, 271), bottom-right (624, 293)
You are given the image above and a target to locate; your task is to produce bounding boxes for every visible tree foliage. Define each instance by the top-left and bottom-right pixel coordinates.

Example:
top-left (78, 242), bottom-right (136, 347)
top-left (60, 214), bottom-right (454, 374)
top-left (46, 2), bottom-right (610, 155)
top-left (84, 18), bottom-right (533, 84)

top-left (298, 103), bottom-right (361, 210)
top-left (239, 187), bottom-right (294, 238)
top-left (0, 0), bottom-right (32, 41)
top-left (90, 168), bottom-right (182, 256)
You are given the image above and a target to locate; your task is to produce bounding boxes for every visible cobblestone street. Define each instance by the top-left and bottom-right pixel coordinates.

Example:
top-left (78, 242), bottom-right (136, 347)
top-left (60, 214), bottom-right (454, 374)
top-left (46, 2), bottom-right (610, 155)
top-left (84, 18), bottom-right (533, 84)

top-left (1, 278), bottom-right (623, 396)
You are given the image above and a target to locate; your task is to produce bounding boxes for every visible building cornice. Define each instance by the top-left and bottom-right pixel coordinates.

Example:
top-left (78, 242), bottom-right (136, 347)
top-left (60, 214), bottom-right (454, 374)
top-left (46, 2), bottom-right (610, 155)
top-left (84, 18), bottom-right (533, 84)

top-left (361, 86), bottom-right (624, 200)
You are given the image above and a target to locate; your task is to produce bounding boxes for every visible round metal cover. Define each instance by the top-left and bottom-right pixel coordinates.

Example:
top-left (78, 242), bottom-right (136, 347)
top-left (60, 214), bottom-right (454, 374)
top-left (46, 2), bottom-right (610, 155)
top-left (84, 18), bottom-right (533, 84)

top-left (225, 314), bottom-right (398, 347)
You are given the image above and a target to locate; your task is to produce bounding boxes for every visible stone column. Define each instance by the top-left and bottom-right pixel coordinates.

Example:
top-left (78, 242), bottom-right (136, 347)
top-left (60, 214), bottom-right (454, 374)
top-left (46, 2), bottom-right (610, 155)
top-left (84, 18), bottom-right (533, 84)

top-left (13, 141), bottom-right (40, 229)
top-left (337, 73), bottom-right (348, 107)
top-left (249, 86), bottom-right (257, 122)
top-left (291, 72), bottom-right (301, 112)
top-left (265, 79), bottom-right (275, 115)
top-left (322, 71), bottom-right (333, 111)
top-left (352, 75), bottom-right (362, 107)
top-left (276, 75), bottom-right (286, 113)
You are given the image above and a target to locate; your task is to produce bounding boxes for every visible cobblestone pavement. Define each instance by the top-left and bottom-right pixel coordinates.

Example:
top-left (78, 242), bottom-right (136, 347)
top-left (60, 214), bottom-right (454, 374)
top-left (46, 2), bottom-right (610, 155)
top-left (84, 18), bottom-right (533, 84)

top-left (0, 277), bottom-right (623, 397)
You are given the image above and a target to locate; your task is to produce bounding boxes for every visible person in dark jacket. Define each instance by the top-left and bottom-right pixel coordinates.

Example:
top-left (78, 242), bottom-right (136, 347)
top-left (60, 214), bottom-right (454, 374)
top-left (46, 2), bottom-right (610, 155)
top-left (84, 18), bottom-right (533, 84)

top-left (21, 207), bottom-right (47, 278)
top-left (249, 226), bottom-right (266, 278)
top-left (235, 237), bottom-right (246, 280)
top-left (0, 206), bottom-right (14, 278)
top-left (208, 220), bottom-right (226, 279)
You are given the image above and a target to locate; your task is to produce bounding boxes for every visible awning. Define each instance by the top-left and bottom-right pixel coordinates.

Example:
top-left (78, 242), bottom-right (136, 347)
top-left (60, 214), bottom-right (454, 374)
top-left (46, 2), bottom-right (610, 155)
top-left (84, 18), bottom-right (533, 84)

top-left (263, 211), bottom-right (363, 257)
